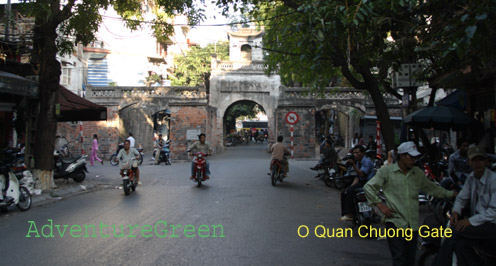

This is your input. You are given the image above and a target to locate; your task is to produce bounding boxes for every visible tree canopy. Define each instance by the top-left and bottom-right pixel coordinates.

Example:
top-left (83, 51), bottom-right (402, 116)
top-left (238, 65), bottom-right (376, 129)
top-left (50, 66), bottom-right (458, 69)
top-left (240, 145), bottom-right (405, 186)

top-left (171, 41), bottom-right (229, 88)
top-left (215, 0), bottom-right (496, 151)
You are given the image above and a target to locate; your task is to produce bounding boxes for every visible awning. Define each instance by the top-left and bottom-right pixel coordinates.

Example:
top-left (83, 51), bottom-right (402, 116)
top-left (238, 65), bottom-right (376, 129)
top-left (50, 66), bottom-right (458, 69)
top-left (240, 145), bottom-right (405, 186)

top-left (0, 71), bottom-right (38, 97)
top-left (57, 85), bottom-right (107, 122)
top-left (436, 89), bottom-right (467, 110)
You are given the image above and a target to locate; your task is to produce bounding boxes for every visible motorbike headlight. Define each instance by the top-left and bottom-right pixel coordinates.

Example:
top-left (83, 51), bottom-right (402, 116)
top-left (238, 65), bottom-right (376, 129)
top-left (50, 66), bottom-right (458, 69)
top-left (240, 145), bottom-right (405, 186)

top-left (197, 154), bottom-right (202, 158)
top-left (123, 170), bottom-right (128, 175)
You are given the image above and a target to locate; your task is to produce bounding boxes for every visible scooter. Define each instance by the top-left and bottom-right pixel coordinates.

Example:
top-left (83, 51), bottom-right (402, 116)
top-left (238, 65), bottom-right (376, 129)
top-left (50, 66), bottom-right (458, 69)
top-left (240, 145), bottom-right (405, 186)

top-left (54, 150), bottom-right (88, 183)
top-left (153, 140), bottom-right (171, 165)
top-left (0, 162), bottom-right (32, 211)
top-left (119, 158), bottom-right (138, 196)
top-left (188, 151), bottom-right (208, 187)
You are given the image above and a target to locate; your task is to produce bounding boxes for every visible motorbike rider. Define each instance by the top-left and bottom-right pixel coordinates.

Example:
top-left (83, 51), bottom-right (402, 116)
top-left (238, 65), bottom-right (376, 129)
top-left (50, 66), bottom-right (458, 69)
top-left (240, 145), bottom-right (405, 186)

top-left (115, 140), bottom-right (141, 185)
top-left (339, 145), bottom-right (375, 221)
top-left (189, 133), bottom-right (212, 180)
top-left (433, 144), bottom-right (496, 266)
top-left (154, 134), bottom-right (165, 165)
top-left (440, 138), bottom-right (472, 190)
top-left (364, 141), bottom-right (456, 266)
top-left (270, 135), bottom-right (290, 177)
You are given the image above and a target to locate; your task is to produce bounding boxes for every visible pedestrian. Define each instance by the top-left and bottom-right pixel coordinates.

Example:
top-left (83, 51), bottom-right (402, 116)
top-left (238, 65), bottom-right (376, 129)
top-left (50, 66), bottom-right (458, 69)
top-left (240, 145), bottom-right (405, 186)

top-left (127, 132), bottom-right (135, 148)
top-left (364, 141), bottom-right (456, 266)
top-left (90, 134), bottom-right (103, 166)
top-left (351, 133), bottom-right (359, 148)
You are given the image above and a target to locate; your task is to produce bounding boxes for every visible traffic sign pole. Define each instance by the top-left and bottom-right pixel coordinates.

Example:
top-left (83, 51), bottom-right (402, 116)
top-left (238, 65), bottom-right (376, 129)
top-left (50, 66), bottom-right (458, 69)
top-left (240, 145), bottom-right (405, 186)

top-left (291, 126), bottom-right (294, 159)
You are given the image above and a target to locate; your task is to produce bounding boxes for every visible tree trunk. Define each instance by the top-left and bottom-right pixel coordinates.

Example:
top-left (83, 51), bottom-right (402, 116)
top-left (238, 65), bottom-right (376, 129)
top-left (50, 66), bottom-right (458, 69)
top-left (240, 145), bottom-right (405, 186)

top-left (367, 85), bottom-right (396, 153)
top-left (32, 21), bottom-right (61, 190)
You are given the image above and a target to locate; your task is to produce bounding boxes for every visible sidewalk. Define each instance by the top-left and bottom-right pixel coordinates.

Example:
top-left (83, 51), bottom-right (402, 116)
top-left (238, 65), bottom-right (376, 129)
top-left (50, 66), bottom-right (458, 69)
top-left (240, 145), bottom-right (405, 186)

top-left (32, 161), bottom-right (125, 206)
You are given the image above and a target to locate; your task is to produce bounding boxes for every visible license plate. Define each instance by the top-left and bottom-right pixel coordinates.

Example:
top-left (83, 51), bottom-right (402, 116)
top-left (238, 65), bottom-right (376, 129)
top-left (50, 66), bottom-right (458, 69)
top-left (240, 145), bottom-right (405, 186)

top-left (358, 202), bottom-right (372, 213)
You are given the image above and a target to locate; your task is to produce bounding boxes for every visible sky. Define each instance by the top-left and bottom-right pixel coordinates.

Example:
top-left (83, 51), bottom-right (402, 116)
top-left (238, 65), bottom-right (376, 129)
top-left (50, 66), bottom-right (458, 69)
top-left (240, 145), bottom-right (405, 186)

top-left (189, 0), bottom-right (233, 46)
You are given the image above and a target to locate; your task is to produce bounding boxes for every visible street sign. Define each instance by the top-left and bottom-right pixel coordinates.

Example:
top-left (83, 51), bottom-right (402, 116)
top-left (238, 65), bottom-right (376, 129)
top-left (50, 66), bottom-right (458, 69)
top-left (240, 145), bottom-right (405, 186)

top-left (186, 129), bottom-right (201, 140)
top-left (285, 112), bottom-right (299, 125)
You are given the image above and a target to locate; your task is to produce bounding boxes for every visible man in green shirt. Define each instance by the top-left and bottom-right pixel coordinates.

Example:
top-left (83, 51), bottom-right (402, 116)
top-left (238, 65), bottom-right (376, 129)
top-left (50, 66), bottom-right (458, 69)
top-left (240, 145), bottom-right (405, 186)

top-left (364, 141), bottom-right (456, 266)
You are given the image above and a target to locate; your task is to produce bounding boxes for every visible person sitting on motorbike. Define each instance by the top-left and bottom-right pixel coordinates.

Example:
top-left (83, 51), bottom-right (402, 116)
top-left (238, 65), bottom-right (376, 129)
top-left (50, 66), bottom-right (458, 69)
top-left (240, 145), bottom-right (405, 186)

top-left (339, 145), bottom-right (375, 221)
top-left (433, 144), bottom-right (496, 266)
top-left (366, 135), bottom-right (377, 151)
top-left (440, 138), bottom-right (472, 190)
top-left (154, 134), bottom-right (166, 165)
top-left (270, 135), bottom-right (290, 177)
top-left (115, 140), bottom-right (141, 185)
top-left (189, 133), bottom-right (212, 180)
top-left (310, 140), bottom-right (337, 174)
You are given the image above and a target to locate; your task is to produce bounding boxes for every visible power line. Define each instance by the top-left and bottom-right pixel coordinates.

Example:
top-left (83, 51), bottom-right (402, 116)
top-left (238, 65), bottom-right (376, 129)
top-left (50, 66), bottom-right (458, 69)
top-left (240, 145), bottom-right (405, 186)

top-left (101, 11), bottom-right (297, 27)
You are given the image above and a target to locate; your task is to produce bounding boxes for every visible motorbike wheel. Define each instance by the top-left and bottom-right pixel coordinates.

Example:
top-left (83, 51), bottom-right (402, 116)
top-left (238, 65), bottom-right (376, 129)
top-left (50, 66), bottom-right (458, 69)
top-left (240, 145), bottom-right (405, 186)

top-left (110, 155), bottom-right (118, 166)
top-left (72, 171), bottom-right (85, 183)
top-left (123, 179), bottom-right (130, 195)
top-left (16, 186), bottom-right (32, 211)
top-left (166, 156), bottom-right (171, 165)
top-left (323, 174), bottom-right (333, 187)
top-left (131, 180), bottom-right (137, 192)
top-left (334, 177), bottom-right (345, 190)
top-left (271, 166), bottom-right (278, 186)
top-left (138, 154), bottom-right (143, 166)
top-left (418, 250), bottom-right (437, 266)
top-left (196, 171), bottom-right (202, 187)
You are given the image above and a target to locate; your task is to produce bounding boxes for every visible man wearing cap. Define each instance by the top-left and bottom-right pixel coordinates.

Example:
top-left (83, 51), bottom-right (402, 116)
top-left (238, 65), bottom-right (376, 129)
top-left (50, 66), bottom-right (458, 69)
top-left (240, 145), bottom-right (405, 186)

top-left (433, 144), bottom-right (496, 266)
top-left (364, 141), bottom-right (456, 266)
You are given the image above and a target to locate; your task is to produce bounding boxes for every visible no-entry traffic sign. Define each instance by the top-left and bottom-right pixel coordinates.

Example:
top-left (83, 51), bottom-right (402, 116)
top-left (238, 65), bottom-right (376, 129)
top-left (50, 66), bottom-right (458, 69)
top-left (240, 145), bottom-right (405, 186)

top-left (285, 112), bottom-right (299, 125)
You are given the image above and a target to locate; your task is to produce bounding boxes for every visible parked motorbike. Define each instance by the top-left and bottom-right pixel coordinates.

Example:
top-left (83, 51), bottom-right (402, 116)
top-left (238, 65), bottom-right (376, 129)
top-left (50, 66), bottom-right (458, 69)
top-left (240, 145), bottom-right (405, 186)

top-left (334, 153), bottom-right (356, 190)
top-left (119, 158), bottom-right (138, 196)
top-left (110, 143), bottom-right (124, 166)
top-left (188, 151), bottom-right (208, 187)
top-left (255, 135), bottom-right (265, 143)
top-left (153, 140), bottom-right (171, 165)
top-left (352, 188), bottom-right (382, 227)
top-left (0, 161), bottom-right (32, 211)
top-left (54, 150), bottom-right (88, 182)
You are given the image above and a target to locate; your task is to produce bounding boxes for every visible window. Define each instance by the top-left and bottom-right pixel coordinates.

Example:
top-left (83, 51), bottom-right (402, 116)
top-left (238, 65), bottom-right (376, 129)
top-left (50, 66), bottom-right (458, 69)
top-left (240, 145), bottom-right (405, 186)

top-left (62, 68), bottom-right (71, 85)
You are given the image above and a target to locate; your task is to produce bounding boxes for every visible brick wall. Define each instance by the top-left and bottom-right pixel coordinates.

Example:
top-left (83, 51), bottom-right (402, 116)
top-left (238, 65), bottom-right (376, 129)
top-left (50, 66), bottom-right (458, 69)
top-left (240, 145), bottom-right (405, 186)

top-left (56, 106), bottom-right (120, 160)
top-left (169, 105), bottom-right (208, 160)
top-left (275, 107), bottom-right (317, 158)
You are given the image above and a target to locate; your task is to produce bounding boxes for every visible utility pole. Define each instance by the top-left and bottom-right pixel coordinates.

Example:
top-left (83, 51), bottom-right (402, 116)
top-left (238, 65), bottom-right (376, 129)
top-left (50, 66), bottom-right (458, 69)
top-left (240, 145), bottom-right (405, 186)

top-left (5, 0), bottom-right (11, 42)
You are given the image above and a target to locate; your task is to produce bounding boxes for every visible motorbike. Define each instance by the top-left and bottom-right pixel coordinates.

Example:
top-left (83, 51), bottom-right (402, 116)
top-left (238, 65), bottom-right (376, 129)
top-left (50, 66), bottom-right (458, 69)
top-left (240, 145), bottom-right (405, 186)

top-left (417, 203), bottom-right (496, 266)
top-left (351, 188), bottom-right (382, 227)
top-left (0, 161), bottom-right (32, 212)
top-left (255, 135), bottom-right (265, 143)
top-left (269, 158), bottom-right (286, 186)
top-left (188, 151), bottom-right (208, 187)
top-left (54, 150), bottom-right (88, 183)
top-left (119, 158), bottom-right (138, 196)
top-left (153, 140), bottom-right (171, 165)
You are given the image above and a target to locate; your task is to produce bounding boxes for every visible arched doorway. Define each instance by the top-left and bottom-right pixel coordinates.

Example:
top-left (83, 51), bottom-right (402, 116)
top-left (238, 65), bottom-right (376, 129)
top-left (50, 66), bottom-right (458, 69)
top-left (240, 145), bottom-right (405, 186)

top-left (152, 109), bottom-right (171, 141)
top-left (223, 100), bottom-right (267, 146)
top-left (240, 44), bottom-right (252, 61)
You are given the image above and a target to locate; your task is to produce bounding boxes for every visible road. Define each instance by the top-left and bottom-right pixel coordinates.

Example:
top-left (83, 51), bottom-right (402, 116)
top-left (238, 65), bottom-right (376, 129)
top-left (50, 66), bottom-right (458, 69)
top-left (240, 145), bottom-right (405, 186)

top-left (0, 143), bottom-right (391, 266)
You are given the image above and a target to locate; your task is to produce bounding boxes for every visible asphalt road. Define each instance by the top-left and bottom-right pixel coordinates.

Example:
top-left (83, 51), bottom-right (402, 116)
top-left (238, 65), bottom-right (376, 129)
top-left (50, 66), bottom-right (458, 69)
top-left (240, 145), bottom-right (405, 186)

top-left (0, 143), bottom-right (391, 266)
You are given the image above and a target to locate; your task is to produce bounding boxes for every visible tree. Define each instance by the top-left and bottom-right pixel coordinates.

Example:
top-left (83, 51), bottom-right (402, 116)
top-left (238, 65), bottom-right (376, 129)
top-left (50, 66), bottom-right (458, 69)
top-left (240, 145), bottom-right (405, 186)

top-left (24, 0), bottom-right (203, 189)
top-left (171, 41), bottom-right (229, 92)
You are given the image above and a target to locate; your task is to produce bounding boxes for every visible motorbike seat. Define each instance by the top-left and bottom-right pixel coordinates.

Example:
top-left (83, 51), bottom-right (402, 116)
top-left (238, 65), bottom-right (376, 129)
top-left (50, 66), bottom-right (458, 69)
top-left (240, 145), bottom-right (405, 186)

top-left (62, 157), bottom-right (79, 164)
